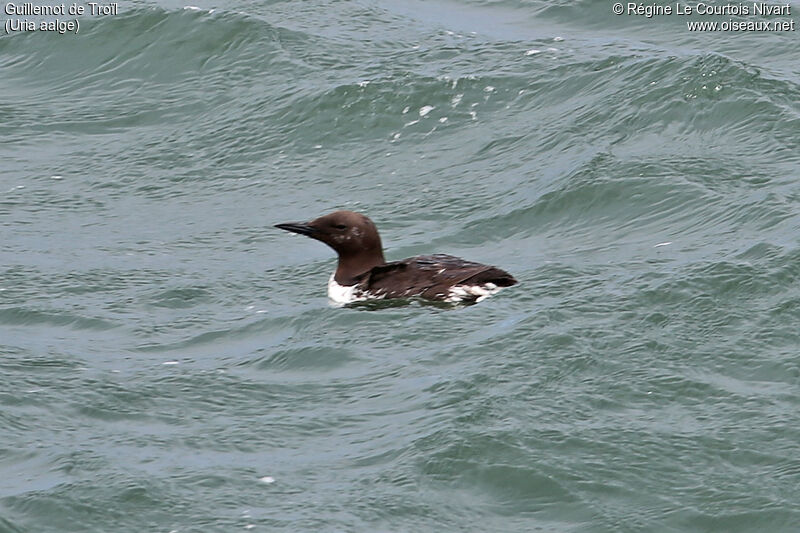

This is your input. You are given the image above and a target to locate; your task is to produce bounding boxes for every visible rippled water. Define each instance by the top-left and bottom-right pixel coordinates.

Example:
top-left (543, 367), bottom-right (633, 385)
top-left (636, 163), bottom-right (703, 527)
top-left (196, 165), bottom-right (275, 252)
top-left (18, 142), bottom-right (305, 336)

top-left (2, 1), bottom-right (799, 531)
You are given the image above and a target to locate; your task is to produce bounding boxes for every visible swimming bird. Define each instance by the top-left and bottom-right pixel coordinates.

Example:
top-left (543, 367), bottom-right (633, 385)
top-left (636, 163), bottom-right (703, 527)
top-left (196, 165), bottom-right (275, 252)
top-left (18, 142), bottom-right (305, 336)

top-left (275, 210), bottom-right (517, 304)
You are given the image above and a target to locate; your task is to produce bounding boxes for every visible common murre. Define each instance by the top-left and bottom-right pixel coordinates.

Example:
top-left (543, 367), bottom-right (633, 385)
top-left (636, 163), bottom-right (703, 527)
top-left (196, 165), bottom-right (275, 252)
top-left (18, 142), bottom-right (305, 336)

top-left (275, 210), bottom-right (517, 304)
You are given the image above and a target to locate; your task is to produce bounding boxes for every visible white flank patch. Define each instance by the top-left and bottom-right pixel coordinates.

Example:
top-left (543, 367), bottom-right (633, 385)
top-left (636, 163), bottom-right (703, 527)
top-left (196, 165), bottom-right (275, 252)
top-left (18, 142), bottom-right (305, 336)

top-left (446, 282), bottom-right (501, 303)
top-left (328, 275), bottom-right (505, 305)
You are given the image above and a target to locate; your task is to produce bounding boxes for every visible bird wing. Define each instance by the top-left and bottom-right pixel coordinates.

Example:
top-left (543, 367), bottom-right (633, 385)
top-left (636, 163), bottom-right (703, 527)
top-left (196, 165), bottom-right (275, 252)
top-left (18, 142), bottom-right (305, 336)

top-left (356, 254), bottom-right (516, 300)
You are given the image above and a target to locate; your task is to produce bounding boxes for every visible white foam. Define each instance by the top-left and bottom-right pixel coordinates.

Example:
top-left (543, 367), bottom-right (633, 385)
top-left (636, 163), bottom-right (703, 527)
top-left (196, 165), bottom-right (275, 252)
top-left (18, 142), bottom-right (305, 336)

top-left (184, 6), bottom-right (215, 13)
top-left (419, 105), bottom-right (435, 117)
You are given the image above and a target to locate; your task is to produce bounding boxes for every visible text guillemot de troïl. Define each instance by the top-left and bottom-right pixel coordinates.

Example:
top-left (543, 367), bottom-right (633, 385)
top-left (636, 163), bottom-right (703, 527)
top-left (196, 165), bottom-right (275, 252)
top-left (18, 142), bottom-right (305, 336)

top-left (4, 2), bottom-right (119, 16)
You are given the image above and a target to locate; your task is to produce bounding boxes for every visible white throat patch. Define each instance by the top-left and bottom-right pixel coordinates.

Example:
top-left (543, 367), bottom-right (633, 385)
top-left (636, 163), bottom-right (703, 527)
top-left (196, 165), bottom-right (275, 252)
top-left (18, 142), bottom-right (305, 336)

top-left (327, 273), bottom-right (367, 304)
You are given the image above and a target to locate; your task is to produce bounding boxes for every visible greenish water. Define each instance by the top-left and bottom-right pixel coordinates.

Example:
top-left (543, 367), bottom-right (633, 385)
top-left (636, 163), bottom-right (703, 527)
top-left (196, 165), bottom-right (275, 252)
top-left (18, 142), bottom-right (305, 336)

top-left (2, 1), bottom-right (799, 531)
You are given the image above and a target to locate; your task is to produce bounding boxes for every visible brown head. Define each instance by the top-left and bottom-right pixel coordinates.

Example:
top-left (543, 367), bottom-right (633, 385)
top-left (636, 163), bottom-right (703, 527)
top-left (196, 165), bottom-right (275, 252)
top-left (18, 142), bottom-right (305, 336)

top-left (275, 210), bottom-right (386, 285)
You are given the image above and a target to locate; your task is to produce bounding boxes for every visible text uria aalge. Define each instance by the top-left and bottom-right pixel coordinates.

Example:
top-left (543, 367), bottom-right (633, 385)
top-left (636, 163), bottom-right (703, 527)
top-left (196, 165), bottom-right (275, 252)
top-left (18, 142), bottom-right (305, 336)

top-left (626, 3), bottom-right (791, 17)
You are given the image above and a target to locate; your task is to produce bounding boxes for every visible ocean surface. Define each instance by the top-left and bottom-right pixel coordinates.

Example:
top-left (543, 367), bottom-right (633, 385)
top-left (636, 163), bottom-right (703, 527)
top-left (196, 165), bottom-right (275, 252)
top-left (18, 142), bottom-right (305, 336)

top-left (2, 1), bottom-right (799, 531)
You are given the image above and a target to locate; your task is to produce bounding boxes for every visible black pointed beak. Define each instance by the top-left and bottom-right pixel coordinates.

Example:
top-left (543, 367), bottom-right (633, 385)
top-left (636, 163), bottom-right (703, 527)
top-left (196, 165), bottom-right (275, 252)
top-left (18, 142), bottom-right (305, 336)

top-left (275, 222), bottom-right (319, 237)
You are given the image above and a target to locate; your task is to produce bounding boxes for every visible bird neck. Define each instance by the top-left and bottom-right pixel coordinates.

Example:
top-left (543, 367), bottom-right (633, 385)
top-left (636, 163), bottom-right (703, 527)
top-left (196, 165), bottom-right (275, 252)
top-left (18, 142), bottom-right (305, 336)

top-left (334, 250), bottom-right (386, 285)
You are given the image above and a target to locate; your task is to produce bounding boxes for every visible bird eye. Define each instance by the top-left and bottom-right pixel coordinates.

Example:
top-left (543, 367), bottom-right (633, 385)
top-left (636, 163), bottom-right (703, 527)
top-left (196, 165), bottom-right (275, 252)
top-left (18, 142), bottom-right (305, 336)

top-left (334, 224), bottom-right (347, 230)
